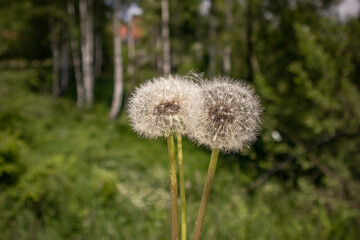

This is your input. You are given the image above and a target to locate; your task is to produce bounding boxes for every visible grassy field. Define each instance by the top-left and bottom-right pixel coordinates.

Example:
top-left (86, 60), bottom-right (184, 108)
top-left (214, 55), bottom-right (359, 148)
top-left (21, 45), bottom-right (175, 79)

top-left (0, 69), bottom-right (358, 239)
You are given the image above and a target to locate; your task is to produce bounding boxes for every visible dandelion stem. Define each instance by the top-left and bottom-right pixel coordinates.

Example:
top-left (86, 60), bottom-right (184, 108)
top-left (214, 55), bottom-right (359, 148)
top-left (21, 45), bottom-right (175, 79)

top-left (167, 133), bottom-right (179, 240)
top-left (177, 132), bottom-right (187, 240)
top-left (193, 148), bottom-right (219, 240)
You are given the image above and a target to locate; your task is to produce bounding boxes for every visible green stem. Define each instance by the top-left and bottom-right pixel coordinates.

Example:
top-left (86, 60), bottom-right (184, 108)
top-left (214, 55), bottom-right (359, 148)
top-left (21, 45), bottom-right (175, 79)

top-left (193, 148), bottom-right (220, 240)
top-left (177, 132), bottom-right (187, 240)
top-left (167, 133), bottom-right (179, 240)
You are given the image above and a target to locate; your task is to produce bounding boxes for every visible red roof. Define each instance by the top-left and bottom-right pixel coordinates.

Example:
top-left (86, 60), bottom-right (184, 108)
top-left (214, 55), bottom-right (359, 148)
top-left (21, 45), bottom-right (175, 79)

top-left (119, 17), bottom-right (142, 40)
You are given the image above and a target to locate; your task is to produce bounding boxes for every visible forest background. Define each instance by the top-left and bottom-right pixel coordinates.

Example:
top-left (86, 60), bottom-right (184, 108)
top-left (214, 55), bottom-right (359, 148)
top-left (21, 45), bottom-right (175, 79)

top-left (1, 0), bottom-right (360, 239)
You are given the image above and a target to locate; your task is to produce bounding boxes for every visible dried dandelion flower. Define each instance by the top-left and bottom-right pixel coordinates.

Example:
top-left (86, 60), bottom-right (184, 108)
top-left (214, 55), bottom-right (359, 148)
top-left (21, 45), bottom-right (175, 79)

top-left (127, 75), bottom-right (201, 139)
top-left (189, 77), bottom-right (262, 152)
top-left (128, 75), bottom-right (200, 239)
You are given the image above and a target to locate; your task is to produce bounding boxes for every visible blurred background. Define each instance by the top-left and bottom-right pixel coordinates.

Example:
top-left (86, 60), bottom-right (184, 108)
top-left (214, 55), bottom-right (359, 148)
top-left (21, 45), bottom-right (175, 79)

top-left (1, 0), bottom-right (360, 239)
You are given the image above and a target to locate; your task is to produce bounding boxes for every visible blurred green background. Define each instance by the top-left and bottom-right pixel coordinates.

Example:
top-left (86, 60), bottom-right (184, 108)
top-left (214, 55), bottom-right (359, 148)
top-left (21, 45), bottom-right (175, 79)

top-left (1, 0), bottom-right (360, 239)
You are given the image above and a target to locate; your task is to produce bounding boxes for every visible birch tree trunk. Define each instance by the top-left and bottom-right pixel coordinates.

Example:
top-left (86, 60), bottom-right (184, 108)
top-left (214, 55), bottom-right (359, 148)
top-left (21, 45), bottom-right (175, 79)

top-left (48, 18), bottom-right (61, 97)
top-left (67, 0), bottom-right (85, 107)
top-left (223, 0), bottom-right (232, 74)
top-left (80, 0), bottom-right (95, 107)
top-left (161, 0), bottom-right (171, 75)
top-left (127, 18), bottom-right (136, 86)
top-left (208, 0), bottom-right (217, 77)
top-left (109, 0), bottom-right (124, 119)
top-left (156, 29), bottom-right (163, 73)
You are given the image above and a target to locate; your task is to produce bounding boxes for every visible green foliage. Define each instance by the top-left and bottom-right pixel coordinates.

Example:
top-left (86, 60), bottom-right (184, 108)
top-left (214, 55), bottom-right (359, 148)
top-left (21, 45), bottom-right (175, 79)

top-left (1, 59), bottom-right (359, 240)
top-left (0, 131), bottom-right (26, 187)
top-left (0, 1), bottom-right (51, 59)
top-left (1, 0), bottom-right (360, 239)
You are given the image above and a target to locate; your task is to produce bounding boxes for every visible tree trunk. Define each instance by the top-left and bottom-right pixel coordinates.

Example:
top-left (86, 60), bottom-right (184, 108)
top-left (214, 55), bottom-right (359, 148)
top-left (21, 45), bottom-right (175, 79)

top-left (67, 0), bottom-right (85, 107)
top-left (223, 0), bottom-right (232, 74)
top-left (60, 30), bottom-right (70, 94)
top-left (48, 18), bottom-right (61, 97)
top-left (127, 18), bottom-right (136, 86)
top-left (223, 47), bottom-right (231, 74)
top-left (161, 0), bottom-right (171, 75)
top-left (94, 33), bottom-right (103, 77)
top-left (246, 0), bottom-right (254, 82)
top-left (94, 0), bottom-right (103, 77)
top-left (109, 0), bottom-right (124, 120)
top-left (208, 0), bottom-right (217, 77)
top-left (80, 0), bottom-right (94, 107)
top-left (156, 28), bottom-right (163, 73)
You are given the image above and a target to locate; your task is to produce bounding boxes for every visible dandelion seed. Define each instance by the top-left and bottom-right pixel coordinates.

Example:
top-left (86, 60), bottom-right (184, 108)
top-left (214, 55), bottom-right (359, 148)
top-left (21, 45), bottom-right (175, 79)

top-left (127, 75), bottom-right (201, 139)
top-left (192, 77), bottom-right (263, 240)
top-left (189, 76), bottom-right (263, 152)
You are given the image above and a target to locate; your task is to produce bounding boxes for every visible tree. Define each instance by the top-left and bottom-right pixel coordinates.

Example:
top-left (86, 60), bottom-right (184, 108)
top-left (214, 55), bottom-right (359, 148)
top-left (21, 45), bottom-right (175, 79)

top-left (109, 0), bottom-right (124, 119)
top-left (208, 0), bottom-right (217, 76)
top-left (222, 0), bottom-right (232, 74)
top-left (48, 17), bottom-right (62, 96)
top-left (48, 2), bottom-right (71, 97)
top-left (127, 16), bottom-right (136, 85)
top-left (245, 0), bottom-right (255, 82)
top-left (79, 0), bottom-right (95, 107)
top-left (67, 0), bottom-right (85, 107)
top-left (94, 0), bottom-right (105, 77)
top-left (161, 0), bottom-right (171, 75)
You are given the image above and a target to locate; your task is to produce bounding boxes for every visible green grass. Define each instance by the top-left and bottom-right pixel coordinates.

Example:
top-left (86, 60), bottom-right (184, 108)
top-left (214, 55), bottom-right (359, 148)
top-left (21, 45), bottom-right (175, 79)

top-left (0, 69), bottom-right (359, 239)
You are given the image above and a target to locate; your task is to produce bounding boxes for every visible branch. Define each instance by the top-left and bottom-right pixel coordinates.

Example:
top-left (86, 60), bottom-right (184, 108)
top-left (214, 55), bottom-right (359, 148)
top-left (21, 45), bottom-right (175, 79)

top-left (247, 131), bottom-right (345, 192)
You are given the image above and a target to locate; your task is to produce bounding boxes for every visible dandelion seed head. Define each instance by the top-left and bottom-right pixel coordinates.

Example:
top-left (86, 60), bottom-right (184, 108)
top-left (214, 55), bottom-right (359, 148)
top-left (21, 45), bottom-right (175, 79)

top-left (189, 76), bottom-right (263, 152)
top-left (127, 75), bottom-right (201, 139)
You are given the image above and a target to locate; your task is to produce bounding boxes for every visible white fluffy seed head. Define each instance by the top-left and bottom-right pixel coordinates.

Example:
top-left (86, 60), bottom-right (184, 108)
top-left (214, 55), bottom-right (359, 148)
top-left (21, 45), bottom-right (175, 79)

top-left (127, 75), bottom-right (201, 139)
top-left (188, 76), bottom-right (263, 153)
